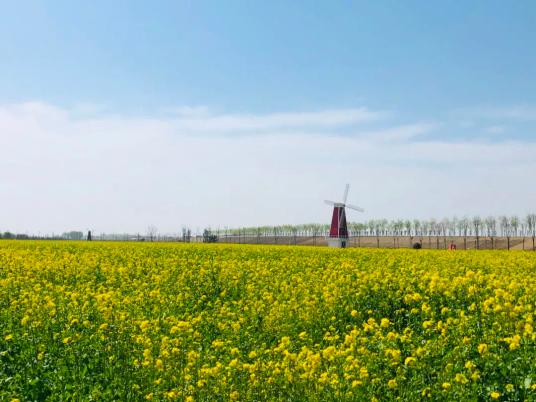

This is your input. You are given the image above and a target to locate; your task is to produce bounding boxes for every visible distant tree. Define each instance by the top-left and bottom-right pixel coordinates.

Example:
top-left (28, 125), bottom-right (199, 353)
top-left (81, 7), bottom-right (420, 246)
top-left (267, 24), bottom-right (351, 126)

top-left (3, 232), bottom-right (15, 239)
top-left (440, 219), bottom-right (449, 237)
top-left (182, 227), bottom-right (191, 243)
top-left (499, 216), bottom-right (510, 237)
top-left (484, 216), bottom-right (496, 237)
top-left (413, 219), bottom-right (421, 236)
top-left (367, 220), bottom-right (375, 237)
top-left (429, 219), bottom-right (438, 236)
top-left (379, 219), bottom-right (388, 236)
top-left (527, 214), bottom-right (536, 250)
top-left (510, 216), bottom-right (520, 237)
top-left (147, 225), bottom-right (158, 242)
top-left (404, 220), bottom-right (412, 236)
top-left (483, 216), bottom-right (496, 249)
top-left (449, 216), bottom-right (458, 236)
top-left (202, 228), bottom-right (218, 243)
top-left (472, 216), bottom-right (482, 249)
top-left (62, 231), bottom-right (84, 240)
top-left (457, 217), bottom-right (469, 238)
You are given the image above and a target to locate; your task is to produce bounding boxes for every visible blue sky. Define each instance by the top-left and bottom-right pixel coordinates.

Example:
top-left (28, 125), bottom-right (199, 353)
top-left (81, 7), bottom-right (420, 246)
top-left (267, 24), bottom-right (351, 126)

top-left (0, 1), bottom-right (535, 233)
top-left (3, 1), bottom-right (535, 117)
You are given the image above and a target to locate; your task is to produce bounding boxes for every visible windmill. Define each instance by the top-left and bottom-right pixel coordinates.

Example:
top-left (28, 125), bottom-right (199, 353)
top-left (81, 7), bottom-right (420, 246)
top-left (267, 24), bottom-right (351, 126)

top-left (325, 184), bottom-right (364, 248)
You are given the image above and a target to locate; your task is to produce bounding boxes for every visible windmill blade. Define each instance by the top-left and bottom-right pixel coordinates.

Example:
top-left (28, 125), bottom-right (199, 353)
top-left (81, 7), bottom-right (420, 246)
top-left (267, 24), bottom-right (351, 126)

top-left (324, 200), bottom-right (336, 206)
top-left (346, 204), bottom-right (364, 212)
top-left (342, 184), bottom-right (350, 204)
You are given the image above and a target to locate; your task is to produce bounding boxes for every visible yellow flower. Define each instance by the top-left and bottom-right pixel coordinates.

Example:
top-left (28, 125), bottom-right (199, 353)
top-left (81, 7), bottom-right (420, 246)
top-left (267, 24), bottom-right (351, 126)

top-left (490, 391), bottom-right (500, 399)
top-left (230, 390), bottom-right (239, 400)
top-left (422, 320), bottom-right (433, 329)
top-left (477, 343), bottom-right (488, 354)
top-left (508, 335), bottom-right (521, 350)
top-left (455, 373), bottom-right (468, 384)
top-left (442, 382), bottom-right (451, 390)
top-left (4, 334), bottom-right (13, 341)
top-left (387, 379), bottom-right (397, 389)
top-left (421, 387), bottom-right (431, 397)
top-left (380, 318), bottom-right (390, 328)
top-left (404, 356), bottom-right (416, 366)
top-left (139, 320), bottom-right (150, 332)
top-left (164, 390), bottom-right (177, 399)
top-left (464, 361), bottom-right (475, 370)
top-left (322, 346), bottom-right (336, 360)
top-left (228, 358), bottom-right (239, 368)
top-left (351, 310), bottom-right (358, 318)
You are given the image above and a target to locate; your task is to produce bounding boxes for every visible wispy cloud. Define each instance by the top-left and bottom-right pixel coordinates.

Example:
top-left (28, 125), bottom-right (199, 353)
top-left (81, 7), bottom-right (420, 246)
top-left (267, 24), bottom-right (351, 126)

top-left (168, 107), bottom-right (385, 133)
top-left (484, 125), bottom-right (506, 134)
top-left (362, 122), bottom-right (437, 142)
top-left (0, 101), bottom-right (534, 233)
top-left (462, 105), bottom-right (536, 121)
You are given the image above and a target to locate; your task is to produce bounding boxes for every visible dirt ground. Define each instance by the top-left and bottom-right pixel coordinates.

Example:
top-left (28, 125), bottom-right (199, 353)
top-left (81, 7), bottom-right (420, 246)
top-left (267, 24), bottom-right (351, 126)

top-left (217, 235), bottom-right (536, 250)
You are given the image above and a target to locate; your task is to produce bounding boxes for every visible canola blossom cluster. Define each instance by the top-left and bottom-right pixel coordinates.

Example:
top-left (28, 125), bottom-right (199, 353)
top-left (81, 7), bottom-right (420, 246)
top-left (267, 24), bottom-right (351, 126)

top-left (1, 241), bottom-right (536, 401)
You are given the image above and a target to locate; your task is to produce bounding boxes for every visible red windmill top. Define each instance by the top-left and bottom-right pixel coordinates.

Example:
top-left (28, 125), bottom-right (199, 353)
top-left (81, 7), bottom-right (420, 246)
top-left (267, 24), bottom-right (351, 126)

top-left (325, 184), bottom-right (364, 239)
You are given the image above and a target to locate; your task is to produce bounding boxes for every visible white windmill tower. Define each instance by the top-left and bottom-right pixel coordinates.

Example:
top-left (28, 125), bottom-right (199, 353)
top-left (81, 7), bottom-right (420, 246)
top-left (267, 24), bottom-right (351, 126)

top-left (325, 184), bottom-right (364, 248)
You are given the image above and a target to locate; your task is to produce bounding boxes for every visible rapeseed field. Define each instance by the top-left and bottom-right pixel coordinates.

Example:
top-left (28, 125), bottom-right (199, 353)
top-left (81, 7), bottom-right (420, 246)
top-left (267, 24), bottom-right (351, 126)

top-left (1, 241), bottom-right (535, 401)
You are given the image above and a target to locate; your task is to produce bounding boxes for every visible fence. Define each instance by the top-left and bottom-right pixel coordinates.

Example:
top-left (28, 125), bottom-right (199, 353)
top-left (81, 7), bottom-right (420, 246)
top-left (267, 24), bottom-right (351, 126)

top-left (216, 234), bottom-right (536, 250)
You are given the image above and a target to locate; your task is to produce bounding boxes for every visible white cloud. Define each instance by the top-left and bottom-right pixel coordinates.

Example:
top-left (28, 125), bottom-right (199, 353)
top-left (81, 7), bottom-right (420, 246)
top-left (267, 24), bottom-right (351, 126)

top-left (484, 125), bottom-right (506, 134)
top-left (169, 107), bottom-right (385, 133)
top-left (361, 123), bottom-right (437, 141)
top-left (462, 105), bottom-right (536, 121)
top-left (0, 102), bottom-right (535, 234)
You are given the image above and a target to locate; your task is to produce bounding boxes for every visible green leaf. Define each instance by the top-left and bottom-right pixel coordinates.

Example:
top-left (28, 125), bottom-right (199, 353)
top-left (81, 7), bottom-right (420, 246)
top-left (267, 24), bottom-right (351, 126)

top-left (524, 377), bottom-right (532, 389)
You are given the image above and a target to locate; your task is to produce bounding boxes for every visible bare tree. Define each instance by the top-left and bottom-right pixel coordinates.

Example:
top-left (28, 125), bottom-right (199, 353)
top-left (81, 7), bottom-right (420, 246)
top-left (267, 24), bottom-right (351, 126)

top-left (147, 225), bottom-right (158, 242)
top-left (527, 214), bottom-right (536, 250)
top-left (458, 217), bottom-right (468, 237)
top-left (448, 217), bottom-right (457, 237)
top-left (499, 216), bottom-right (509, 237)
top-left (510, 216), bottom-right (520, 237)
top-left (484, 216), bottom-right (496, 249)
top-left (472, 216), bottom-right (482, 249)
top-left (413, 219), bottom-right (421, 237)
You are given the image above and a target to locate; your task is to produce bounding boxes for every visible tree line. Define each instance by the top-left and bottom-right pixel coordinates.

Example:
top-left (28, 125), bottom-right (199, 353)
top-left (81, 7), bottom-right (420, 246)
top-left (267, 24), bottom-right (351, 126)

top-left (1, 214), bottom-right (535, 246)
top-left (220, 214), bottom-right (536, 239)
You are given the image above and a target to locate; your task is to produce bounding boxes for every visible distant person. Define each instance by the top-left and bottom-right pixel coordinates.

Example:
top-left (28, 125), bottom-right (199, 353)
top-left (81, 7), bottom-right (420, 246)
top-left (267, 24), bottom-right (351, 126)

top-left (449, 242), bottom-right (457, 250)
top-left (87, 230), bottom-right (92, 241)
